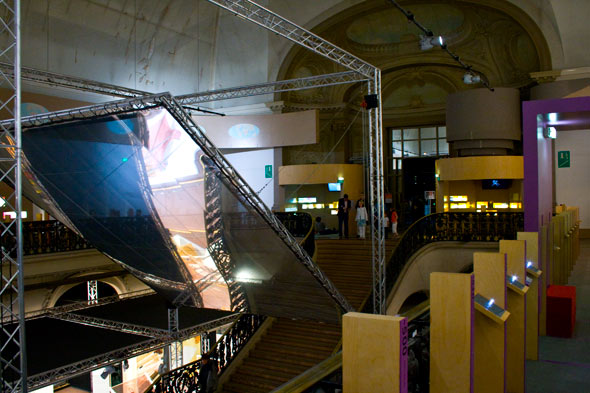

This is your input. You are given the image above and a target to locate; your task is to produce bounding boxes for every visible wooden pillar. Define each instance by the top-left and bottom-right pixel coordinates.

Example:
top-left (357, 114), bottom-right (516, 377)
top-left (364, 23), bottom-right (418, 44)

top-left (499, 240), bottom-right (527, 393)
top-left (473, 252), bottom-right (509, 393)
top-left (343, 312), bottom-right (408, 393)
top-left (518, 232), bottom-right (541, 361)
top-left (430, 272), bottom-right (474, 393)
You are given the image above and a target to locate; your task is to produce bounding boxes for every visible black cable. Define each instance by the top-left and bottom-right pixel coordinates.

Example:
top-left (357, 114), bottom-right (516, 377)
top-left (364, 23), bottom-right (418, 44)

top-left (387, 0), bottom-right (494, 92)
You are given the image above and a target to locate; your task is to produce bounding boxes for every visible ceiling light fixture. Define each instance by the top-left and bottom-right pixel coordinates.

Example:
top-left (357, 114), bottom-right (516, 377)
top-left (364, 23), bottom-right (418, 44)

top-left (463, 73), bottom-right (481, 84)
top-left (420, 35), bottom-right (444, 51)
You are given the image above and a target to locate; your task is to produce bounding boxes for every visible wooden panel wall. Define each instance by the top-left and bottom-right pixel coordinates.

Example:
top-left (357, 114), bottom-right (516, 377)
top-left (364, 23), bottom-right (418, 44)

top-left (499, 240), bottom-right (526, 393)
top-left (430, 273), bottom-right (474, 393)
top-left (343, 312), bottom-right (408, 393)
top-left (473, 252), bottom-right (507, 393)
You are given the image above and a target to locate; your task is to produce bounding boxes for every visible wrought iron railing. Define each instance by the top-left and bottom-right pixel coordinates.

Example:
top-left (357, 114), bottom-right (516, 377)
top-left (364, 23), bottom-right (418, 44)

top-left (362, 212), bottom-right (524, 313)
top-left (148, 313), bottom-right (265, 393)
top-left (8, 220), bottom-right (92, 255)
top-left (274, 211), bottom-right (315, 258)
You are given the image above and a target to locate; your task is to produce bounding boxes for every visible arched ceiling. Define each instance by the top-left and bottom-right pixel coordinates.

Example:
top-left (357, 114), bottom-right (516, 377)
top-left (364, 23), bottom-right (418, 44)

top-left (278, 0), bottom-right (551, 123)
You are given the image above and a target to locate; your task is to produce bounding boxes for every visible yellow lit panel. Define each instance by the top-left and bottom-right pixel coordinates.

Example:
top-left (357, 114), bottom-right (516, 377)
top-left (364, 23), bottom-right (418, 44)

top-left (443, 196), bottom-right (448, 202)
top-left (450, 203), bottom-right (469, 209)
top-left (450, 195), bottom-right (468, 202)
top-left (314, 204), bottom-right (325, 209)
top-left (476, 201), bottom-right (488, 208)
top-left (331, 210), bottom-right (338, 215)
top-left (492, 203), bottom-right (509, 209)
top-left (509, 202), bottom-right (522, 209)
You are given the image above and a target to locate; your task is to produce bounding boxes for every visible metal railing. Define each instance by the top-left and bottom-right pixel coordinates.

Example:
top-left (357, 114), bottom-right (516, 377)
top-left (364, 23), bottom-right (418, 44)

top-left (2, 220), bottom-right (92, 255)
top-left (147, 314), bottom-right (265, 393)
top-left (362, 212), bottom-right (524, 313)
top-left (274, 212), bottom-right (315, 259)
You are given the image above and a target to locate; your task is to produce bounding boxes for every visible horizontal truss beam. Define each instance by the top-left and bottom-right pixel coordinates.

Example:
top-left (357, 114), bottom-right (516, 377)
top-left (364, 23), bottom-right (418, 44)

top-left (48, 312), bottom-right (169, 338)
top-left (0, 62), bottom-right (367, 107)
top-left (0, 61), bottom-right (148, 98)
top-left (27, 313), bottom-right (239, 390)
top-left (3, 289), bottom-right (155, 322)
top-left (176, 71), bottom-right (368, 104)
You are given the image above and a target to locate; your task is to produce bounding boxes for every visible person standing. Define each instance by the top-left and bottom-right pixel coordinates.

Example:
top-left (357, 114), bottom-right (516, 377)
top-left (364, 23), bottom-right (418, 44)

top-left (355, 199), bottom-right (368, 239)
top-left (391, 208), bottom-right (399, 237)
top-left (338, 194), bottom-right (352, 239)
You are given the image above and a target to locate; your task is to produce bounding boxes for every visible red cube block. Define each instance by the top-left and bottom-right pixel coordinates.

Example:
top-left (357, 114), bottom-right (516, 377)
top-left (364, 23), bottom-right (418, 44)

top-left (546, 285), bottom-right (576, 338)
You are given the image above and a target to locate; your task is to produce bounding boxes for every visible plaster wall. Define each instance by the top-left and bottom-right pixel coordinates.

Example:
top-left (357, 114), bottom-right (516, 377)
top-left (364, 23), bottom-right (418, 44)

top-left (554, 129), bottom-right (590, 228)
top-left (10, 0), bottom-right (589, 110)
top-left (223, 148), bottom-right (276, 209)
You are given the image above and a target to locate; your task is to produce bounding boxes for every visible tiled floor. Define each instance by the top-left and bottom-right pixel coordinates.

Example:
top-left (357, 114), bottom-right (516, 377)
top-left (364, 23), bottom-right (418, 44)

top-left (526, 239), bottom-right (590, 392)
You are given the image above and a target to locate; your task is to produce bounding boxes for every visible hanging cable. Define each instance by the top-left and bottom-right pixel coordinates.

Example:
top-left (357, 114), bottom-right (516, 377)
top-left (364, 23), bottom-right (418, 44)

top-left (386, 0), bottom-right (494, 92)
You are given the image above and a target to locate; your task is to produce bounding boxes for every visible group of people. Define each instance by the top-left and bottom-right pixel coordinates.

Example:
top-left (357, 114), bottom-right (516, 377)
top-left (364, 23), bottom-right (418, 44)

top-left (337, 194), bottom-right (398, 239)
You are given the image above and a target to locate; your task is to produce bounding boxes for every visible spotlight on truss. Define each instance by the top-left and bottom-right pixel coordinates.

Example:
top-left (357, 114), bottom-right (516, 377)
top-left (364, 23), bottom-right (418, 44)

top-left (463, 73), bottom-right (482, 84)
top-left (420, 35), bottom-right (444, 51)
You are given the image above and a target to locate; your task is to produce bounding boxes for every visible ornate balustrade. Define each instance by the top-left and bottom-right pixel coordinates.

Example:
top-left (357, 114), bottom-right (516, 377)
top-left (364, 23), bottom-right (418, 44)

top-left (363, 212), bottom-right (524, 313)
top-left (149, 313), bottom-right (265, 393)
top-left (274, 211), bottom-right (315, 257)
top-left (2, 220), bottom-right (92, 255)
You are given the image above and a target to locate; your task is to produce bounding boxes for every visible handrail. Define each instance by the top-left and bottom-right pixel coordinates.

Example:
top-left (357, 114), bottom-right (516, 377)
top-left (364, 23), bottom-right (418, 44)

top-left (274, 212), bottom-right (315, 258)
top-left (362, 212), bottom-right (524, 313)
top-left (271, 300), bottom-right (431, 393)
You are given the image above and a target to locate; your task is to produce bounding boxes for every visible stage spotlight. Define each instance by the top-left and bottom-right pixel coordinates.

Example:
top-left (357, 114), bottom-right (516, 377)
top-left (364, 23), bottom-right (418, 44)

top-left (420, 35), bottom-right (444, 50)
top-left (463, 73), bottom-right (481, 84)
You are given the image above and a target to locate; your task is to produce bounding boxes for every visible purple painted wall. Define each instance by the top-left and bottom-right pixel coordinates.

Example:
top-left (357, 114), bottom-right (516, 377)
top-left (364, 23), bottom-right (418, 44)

top-left (523, 96), bottom-right (590, 232)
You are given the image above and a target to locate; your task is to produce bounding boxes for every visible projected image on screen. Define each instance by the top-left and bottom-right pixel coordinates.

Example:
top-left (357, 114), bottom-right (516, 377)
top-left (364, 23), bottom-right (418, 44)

top-left (20, 101), bottom-right (344, 322)
top-left (22, 108), bottom-right (230, 310)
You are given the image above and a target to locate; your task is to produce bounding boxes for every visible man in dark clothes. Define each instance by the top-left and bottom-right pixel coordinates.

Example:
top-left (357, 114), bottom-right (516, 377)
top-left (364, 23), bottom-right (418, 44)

top-left (338, 193), bottom-right (352, 239)
top-left (197, 353), bottom-right (218, 393)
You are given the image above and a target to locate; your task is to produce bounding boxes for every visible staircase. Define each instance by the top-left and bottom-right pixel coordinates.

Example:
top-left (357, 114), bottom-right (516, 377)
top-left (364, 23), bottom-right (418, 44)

top-left (219, 237), bottom-right (399, 392)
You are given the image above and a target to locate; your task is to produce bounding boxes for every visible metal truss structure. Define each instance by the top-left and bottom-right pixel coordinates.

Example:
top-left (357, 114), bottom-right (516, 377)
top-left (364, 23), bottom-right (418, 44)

top-left (0, 61), bottom-right (147, 98)
top-left (48, 311), bottom-right (169, 338)
top-left (162, 95), bottom-right (353, 313)
top-left (0, 1), bottom-right (27, 392)
top-left (176, 71), bottom-right (368, 104)
top-left (204, 0), bottom-right (386, 313)
top-left (86, 280), bottom-right (98, 305)
top-left (21, 288), bottom-right (155, 321)
top-left (27, 313), bottom-right (239, 390)
top-left (168, 308), bottom-right (182, 369)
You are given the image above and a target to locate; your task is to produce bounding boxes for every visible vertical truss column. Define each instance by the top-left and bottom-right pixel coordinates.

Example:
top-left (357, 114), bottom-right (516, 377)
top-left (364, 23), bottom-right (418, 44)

top-left (0, 1), bottom-right (26, 392)
top-left (368, 71), bottom-right (386, 314)
top-left (168, 308), bottom-right (182, 369)
top-left (87, 280), bottom-right (98, 305)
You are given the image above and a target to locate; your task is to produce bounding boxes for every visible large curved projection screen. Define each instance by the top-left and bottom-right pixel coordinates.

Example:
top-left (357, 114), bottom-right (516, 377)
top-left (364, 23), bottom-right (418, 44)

top-left (20, 100), bottom-right (344, 322)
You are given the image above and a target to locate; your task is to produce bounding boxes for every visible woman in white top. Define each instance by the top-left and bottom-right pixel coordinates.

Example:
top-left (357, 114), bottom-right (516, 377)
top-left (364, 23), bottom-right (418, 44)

top-left (355, 199), bottom-right (368, 239)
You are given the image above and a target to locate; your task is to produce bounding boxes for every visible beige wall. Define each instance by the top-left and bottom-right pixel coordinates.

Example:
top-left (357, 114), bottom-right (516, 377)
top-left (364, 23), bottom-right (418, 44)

top-left (193, 110), bottom-right (318, 148)
top-left (279, 163), bottom-right (364, 234)
top-left (435, 156), bottom-right (524, 213)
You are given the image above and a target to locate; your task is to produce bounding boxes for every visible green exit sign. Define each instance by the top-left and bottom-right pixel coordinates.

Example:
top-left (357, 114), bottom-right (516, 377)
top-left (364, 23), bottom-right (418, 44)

top-left (558, 151), bottom-right (570, 168)
top-left (265, 165), bottom-right (273, 178)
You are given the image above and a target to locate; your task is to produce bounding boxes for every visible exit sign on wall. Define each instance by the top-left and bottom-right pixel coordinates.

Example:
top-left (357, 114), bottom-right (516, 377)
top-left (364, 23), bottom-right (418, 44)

top-left (265, 165), bottom-right (273, 178)
top-left (558, 151), bottom-right (570, 168)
